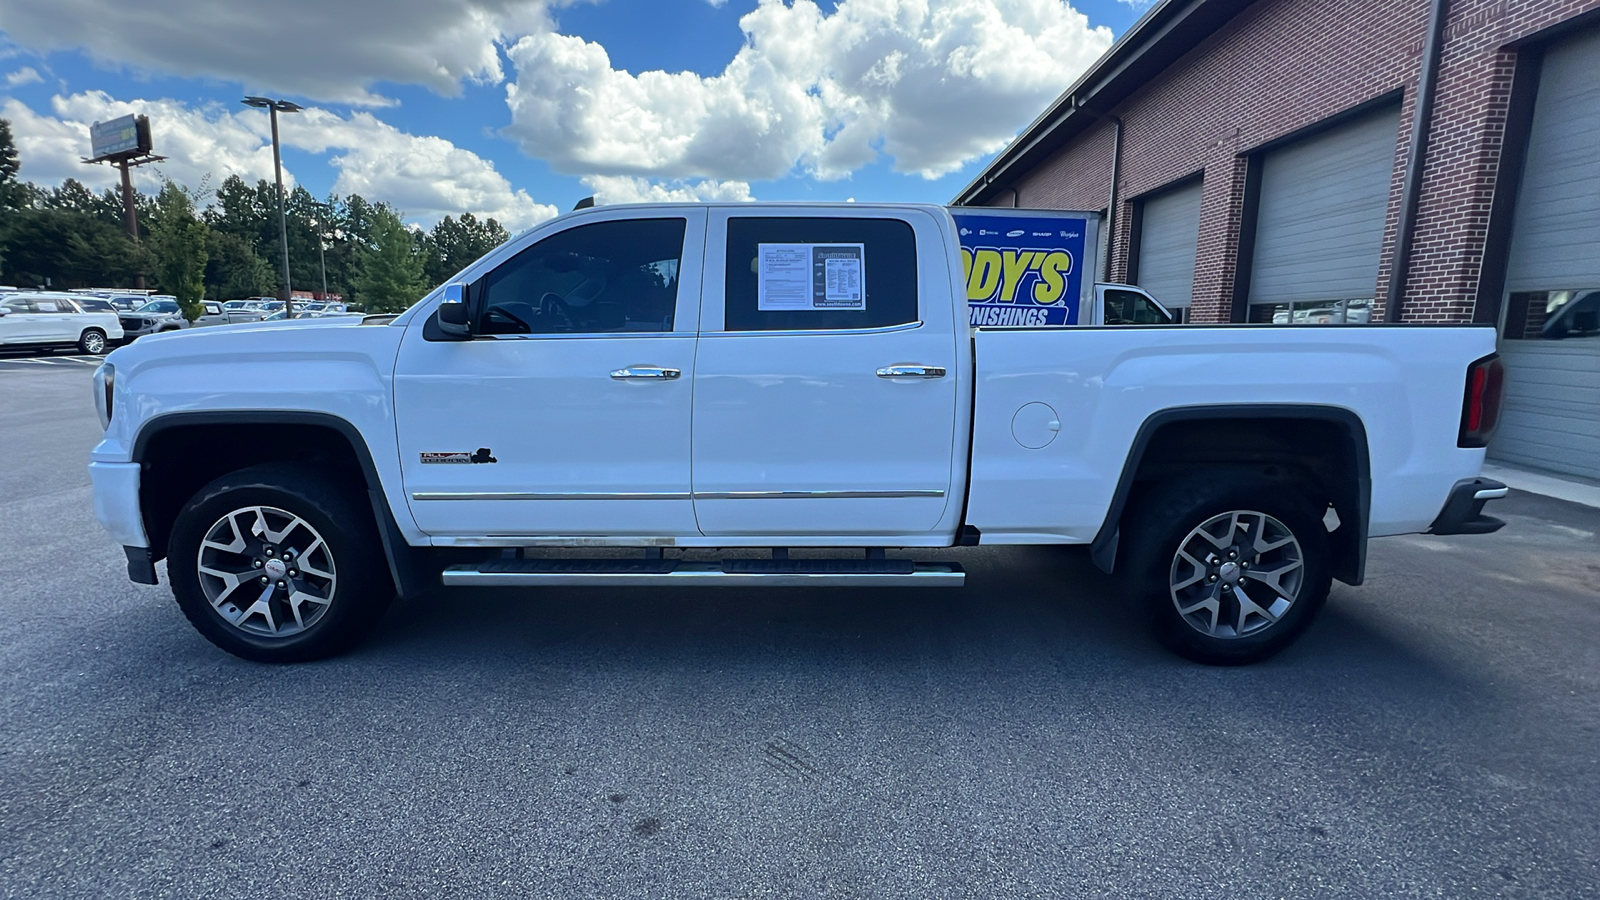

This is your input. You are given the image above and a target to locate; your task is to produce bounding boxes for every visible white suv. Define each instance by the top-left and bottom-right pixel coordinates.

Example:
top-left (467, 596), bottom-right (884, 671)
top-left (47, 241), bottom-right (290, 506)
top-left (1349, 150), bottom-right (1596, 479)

top-left (0, 292), bottom-right (125, 354)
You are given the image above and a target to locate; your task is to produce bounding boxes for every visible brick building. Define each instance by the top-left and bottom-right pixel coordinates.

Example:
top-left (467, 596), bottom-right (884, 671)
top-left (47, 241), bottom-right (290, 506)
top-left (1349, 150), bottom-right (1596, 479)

top-left (954, 0), bottom-right (1600, 481)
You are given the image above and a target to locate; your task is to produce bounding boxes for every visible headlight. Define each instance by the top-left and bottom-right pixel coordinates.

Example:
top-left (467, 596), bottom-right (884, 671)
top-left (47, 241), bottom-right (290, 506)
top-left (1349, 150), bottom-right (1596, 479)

top-left (92, 362), bottom-right (114, 429)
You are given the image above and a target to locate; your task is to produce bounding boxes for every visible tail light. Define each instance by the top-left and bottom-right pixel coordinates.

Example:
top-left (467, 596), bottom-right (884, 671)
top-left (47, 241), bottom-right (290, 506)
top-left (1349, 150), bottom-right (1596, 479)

top-left (1458, 353), bottom-right (1504, 448)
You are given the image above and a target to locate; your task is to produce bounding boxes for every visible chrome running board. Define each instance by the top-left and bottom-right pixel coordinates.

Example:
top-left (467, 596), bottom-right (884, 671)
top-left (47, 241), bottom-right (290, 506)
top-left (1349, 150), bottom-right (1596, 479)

top-left (441, 557), bottom-right (965, 588)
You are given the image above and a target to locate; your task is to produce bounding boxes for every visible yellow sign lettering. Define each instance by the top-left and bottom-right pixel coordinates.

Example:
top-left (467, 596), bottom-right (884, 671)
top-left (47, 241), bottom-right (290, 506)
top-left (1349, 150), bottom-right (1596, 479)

top-left (967, 249), bottom-right (1002, 301)
top-left (999, 250), bottom-right (1037, 303)
top-left (1032, 251), bottom-right (1073, 304)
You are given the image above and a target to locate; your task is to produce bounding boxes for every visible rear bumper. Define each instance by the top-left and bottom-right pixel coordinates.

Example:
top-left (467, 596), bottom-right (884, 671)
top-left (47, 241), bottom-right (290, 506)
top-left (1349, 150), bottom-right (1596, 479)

top-left (1428, 477), bottom-right (1508, 535)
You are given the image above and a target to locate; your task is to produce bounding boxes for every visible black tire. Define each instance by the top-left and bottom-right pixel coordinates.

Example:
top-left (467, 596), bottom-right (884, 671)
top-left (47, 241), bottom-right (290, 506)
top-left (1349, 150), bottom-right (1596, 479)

top-left (167, 464), bottom-right (395, 662)
top-left (1124, 469), bottom-right (1332, 666)
top-left (77, 328), bottom-right (107, 354)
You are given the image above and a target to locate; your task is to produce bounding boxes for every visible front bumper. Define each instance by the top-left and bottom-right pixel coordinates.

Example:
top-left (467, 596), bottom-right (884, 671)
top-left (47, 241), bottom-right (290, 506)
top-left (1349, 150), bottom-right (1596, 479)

top-left (1428, 477), bottom-right (1508, 535)
top-left (90, 460), bottom-right (148, 548)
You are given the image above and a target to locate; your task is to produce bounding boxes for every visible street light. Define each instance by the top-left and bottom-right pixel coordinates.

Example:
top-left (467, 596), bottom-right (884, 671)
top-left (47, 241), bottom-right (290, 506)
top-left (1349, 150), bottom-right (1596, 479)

top-left (241, 96), bottom-right (303, 317)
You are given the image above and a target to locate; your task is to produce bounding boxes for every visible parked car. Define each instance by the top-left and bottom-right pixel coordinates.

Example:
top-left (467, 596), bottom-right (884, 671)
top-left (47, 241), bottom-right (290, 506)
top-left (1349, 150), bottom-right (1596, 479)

top-left (72, 297), bottom-right (120, 315)
top-left (220, 300), bottom-right (266, 323)
top-left (89, 202), bottom-right (1509, 667)
top-left (72, 290), bottom-right (154, 313)
top-left (119, 298), bottom-right (189, 340)
top-left (119, 299), bottom-right (243, 339)
top-left (1, 291), bottom-right (124, 353)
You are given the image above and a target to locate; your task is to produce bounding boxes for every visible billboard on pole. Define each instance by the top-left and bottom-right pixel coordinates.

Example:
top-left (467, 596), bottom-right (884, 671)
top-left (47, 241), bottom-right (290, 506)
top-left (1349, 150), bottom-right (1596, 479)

top-left (89, 115), bottom-right (152, 162)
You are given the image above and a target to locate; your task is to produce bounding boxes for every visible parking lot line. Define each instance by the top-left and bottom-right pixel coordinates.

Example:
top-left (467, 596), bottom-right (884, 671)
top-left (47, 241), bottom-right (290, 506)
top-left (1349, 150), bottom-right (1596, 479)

top-left (0, 355), bottom-right (105, 367)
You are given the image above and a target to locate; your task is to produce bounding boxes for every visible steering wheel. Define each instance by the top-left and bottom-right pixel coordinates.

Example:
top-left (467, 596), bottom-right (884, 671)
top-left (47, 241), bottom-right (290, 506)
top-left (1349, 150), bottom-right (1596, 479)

top-left (488, 302), bottom-right (536, 332)
top-left (539, 292), bottom-right (574, 330)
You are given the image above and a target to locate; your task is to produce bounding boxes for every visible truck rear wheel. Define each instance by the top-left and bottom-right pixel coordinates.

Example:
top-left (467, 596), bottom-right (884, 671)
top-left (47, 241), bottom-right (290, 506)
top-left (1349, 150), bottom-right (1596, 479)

top-left (166, 464), bottom-right (394, 662)
top-left (1124, 470), bottom-right (1331, 665)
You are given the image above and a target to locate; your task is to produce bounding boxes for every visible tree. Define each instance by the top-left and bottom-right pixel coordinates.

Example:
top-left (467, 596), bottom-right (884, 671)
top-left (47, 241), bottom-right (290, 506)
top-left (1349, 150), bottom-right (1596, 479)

top-left (0, 208), bottom-right (143, 288)
top-left (354, 206), bottom-right (426, 313)
top-left (424, 212), bottom-right (510, 286)
top-left (206, 175), bottom-right (270, 239)
top-left (205, 230), bottom-right (274, 300)
top-left (0, 117), bottom-right (23, 210)
top-left (146, 181), bottom-right (210, 319)
top-left (37, 178), bottom-right (124, 227)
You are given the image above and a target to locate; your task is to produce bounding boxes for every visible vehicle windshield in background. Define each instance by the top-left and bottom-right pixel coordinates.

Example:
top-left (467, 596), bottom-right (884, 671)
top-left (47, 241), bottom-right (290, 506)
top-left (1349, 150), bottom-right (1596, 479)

top-left (136, 300), bottom-right (180, 314)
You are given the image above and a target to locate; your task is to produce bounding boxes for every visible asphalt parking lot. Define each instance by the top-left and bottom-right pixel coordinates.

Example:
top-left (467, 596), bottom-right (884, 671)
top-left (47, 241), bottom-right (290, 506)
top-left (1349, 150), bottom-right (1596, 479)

top-left (2, 362), bottom-right (1597, 899)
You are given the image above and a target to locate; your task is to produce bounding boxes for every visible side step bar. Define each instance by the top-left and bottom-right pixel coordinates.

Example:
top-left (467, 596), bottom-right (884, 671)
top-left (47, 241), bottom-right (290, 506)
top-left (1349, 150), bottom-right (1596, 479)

top-left (441, 557), bottom-right (965, 587)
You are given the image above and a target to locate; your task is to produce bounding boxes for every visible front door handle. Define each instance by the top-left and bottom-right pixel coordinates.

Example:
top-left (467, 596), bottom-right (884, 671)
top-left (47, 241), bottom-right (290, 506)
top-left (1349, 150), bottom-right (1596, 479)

top-left (610, 366), bottom-right (681, 380)
top-left (876, 364), bottom-right (946, 379)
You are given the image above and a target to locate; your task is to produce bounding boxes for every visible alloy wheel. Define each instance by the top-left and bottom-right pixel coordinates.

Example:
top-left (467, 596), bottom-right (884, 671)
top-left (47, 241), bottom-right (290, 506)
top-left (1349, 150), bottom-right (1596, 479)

top-left (196, 505), bottom-right (337, 637)
top-left (1168, 509), bottom-right (1305, 639)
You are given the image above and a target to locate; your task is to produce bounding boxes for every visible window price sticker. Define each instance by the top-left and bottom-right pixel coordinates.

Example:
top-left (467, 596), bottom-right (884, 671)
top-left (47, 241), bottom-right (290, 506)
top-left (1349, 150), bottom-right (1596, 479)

top-left (758, 243), bottom-right (866, 311)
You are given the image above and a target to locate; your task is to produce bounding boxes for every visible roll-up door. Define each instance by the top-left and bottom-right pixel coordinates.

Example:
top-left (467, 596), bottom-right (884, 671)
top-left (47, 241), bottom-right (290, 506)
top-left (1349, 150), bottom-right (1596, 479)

top-left (1134, 179), bottom-right (1202, 317)
top-left (1491, 28), bottom-right (1600, 481)
top-left (1247, 108), bottom-right (1399, 324)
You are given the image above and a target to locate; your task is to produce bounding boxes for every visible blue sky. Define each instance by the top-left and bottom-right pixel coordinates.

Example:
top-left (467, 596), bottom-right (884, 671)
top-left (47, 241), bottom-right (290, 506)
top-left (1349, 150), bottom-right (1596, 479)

top-left (0, 0), bottom-right (1149, 229)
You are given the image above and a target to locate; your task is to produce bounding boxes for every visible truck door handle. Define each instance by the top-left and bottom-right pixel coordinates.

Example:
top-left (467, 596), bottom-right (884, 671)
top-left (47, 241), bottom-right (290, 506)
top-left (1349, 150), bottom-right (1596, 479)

top-left (610, 366), bottom-right (681, 380)
top-left (876, 364), bottom-right (946, 379)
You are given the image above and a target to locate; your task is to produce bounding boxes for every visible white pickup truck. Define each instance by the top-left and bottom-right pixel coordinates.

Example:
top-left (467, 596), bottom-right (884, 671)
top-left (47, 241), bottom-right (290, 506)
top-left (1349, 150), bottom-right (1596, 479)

top-left (88, 202), bottom-right (1509, 666)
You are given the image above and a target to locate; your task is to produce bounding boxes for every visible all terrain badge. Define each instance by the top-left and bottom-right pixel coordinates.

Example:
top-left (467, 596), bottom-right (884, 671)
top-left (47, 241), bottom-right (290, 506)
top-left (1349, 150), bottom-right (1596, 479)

top-left (421, 448), bottom-right (497, 464)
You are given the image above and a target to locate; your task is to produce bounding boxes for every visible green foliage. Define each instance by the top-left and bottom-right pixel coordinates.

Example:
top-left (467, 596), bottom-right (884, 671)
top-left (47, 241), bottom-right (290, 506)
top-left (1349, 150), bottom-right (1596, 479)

top-left (146, 181), bottom-right (210, 320)
top-left (0, 123), bottom-right (520, 300)
top-left (424, 212), bottom-right (510, 285)
top-left (205, 230), bottom-right (275, 299)
top-left (0, 117), bottom-right (23, 210)
top-left (354, 206), bottom-right (426, 313)
top-left (0, 208), bottom-right (143, 287)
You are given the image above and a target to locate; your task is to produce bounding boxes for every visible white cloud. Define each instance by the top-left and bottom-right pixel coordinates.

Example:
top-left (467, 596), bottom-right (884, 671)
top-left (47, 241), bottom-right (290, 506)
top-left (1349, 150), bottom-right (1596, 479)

top-left (3, 93), bottom-right (557, 230)
top-left (0, 0), bottom-right (559, 105)
top-left (49, 92), bottom-right (280, 190)
top-left (5, 66), bottom-right (43, 86)
top-left (504, 0), bottom-right (1112, 182)
top-left (283, 110), bottom-right (558, 229)
top-left (580, 175), bottom-right (754, 205)
top-left (1, 96), bottom-right (117, 188)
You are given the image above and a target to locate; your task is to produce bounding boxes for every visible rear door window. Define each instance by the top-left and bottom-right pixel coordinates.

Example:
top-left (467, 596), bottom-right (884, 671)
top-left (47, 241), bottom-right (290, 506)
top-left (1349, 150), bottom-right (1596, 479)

top-left (723, 217), bottom-right (918, 331)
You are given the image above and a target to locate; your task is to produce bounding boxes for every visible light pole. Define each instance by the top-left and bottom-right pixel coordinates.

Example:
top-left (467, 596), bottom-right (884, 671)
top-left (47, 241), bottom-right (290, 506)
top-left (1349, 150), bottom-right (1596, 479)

top-left (242, 96), bottom-right (303, 317)
top-left (318, 198), bottom-right (329, 302)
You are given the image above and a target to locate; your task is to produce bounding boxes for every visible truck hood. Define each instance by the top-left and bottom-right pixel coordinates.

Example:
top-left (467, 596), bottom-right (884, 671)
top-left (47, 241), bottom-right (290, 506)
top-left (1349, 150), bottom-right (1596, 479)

top-left (105, 313), bottom-right (382, 368)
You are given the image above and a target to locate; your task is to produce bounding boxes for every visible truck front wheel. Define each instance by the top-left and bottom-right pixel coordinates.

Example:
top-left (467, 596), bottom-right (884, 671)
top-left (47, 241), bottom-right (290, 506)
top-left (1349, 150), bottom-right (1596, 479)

top-left (1125, 471), bottom-right (1332, 665)
top-left (166, 464), bottom-right (395, 662)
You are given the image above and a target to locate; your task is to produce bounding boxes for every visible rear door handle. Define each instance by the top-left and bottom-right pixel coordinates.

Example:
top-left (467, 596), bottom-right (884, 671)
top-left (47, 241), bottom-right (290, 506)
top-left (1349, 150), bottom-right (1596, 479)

top-left (876, 364), bottom-right (946, 379)
top-left (610, 366), bottom-right (681, 380)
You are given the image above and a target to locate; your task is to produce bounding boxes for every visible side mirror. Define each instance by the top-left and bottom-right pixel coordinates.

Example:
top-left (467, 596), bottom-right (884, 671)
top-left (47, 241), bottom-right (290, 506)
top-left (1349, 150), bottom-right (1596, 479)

top-left (437, 283), bottom-right (471, 337)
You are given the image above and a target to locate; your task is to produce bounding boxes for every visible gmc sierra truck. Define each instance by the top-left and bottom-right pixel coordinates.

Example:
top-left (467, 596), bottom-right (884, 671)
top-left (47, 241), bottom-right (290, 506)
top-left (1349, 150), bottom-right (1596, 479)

top-left (88, 202), bottom-right (1508, 666)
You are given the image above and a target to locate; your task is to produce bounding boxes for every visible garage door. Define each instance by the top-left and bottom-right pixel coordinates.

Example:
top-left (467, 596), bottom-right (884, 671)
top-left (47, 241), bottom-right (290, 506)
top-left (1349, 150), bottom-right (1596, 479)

top-left (1247, 108), bottom-right (1400, 324)
top-left (1134, 179), bottom-right (1202, 319)
top-left (1492, 27), bottom-right (1600, 481)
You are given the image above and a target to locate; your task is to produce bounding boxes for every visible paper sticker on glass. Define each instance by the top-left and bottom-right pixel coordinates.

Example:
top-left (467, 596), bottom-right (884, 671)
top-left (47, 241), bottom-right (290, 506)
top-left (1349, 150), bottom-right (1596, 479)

top-left (758, 243), bottom-right (866, 311)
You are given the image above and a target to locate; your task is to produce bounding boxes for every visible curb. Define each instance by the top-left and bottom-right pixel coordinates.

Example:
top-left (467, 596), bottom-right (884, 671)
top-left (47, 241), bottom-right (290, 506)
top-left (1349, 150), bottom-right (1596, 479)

top-left (1481, 463), bottom-right (1600, 511)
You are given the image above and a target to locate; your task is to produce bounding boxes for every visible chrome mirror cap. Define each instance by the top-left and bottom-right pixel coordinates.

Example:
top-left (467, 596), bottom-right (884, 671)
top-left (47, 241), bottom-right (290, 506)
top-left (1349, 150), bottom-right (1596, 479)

top-left (437, 283), bottom-right (471, 337)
